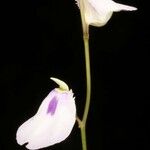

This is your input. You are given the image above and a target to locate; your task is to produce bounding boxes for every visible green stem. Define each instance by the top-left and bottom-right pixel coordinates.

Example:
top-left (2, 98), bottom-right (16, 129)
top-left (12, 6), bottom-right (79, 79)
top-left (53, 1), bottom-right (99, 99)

top-left (80, 31), bottom-right (91, 150)
top-left (80, 126), bottom-right (87, 150)
top-left (82, 34), bottom-right (91, 125)
top-left (78, 1), bottom-right (91, 150)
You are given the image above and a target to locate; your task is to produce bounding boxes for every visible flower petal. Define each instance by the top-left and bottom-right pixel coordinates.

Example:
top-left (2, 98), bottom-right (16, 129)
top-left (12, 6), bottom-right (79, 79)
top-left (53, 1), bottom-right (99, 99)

top-left (16, 89), bottom-right (76, 150)
top-left (85, 1), bottom-right (113, 26)
top-left (88, 0), bottom-right (137, 12)
top-left (77, 0), bottom-right (137, 26)
top-left (108, 1), bottom-right (137, 12)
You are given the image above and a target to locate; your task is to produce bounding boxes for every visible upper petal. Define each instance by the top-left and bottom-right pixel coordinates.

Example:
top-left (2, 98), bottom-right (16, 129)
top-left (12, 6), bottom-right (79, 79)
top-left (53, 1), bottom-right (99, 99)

top-left (107, 1), bottom-right (137, 12)
top-left (88, 0), bottom-right (137, 12)
top-left (84, 0), bottom-right (137, 26)
top-left (84, 0), bottom-right (113, 26)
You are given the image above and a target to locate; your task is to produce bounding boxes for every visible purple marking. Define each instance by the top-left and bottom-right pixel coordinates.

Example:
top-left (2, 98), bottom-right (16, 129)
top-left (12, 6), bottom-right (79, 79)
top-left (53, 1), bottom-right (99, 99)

top-left (47, 96), bottom-right (58, 115)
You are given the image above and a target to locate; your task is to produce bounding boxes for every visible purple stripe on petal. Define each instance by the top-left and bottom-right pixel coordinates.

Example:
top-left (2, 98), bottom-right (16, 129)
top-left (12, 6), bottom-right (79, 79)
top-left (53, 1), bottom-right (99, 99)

top-left (47, 96), bottom-right (58, 115)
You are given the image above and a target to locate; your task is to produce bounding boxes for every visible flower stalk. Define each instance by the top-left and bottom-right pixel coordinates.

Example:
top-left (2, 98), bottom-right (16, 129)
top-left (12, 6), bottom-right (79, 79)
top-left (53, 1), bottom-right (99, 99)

top-left (77, 0), bottom-right (137, 149)
top-left (80, 33), bottom-right (91, 150)
top-left (78, 1), bottom-right (91, 150)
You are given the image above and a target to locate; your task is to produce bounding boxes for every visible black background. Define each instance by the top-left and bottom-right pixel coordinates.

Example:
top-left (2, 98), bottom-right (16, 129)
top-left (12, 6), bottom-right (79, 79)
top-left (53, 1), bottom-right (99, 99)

top-left (1, 0), bottom-right (149, 150)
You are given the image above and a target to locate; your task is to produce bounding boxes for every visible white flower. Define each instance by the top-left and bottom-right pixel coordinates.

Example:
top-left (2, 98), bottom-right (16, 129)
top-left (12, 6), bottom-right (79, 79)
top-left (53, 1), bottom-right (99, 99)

top-left (16, 78), bottom-right (76, 150)
top-left (76, 0), bottom-right (137, 26)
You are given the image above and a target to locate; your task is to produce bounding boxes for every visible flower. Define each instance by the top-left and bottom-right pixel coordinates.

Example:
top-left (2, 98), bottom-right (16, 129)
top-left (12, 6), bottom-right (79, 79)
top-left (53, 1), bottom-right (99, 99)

top-left (16, 77), bottom-right (76, 150)
top-left (76, 0), bottom-right (137, 27)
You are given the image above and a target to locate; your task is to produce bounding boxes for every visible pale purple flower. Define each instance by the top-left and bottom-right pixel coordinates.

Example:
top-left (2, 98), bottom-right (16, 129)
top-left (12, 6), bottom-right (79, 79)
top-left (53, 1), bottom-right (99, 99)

top-left (76, 0), bottom-right (137, 26)
top-left (16, 78), bottom-right (76, 150)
